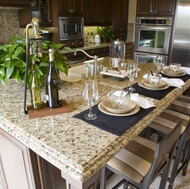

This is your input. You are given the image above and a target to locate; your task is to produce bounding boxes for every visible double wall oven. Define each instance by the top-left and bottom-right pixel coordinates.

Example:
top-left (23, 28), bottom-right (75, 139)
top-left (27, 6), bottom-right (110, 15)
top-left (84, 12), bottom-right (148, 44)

top-left (134, 17), bottom-right (172, 64)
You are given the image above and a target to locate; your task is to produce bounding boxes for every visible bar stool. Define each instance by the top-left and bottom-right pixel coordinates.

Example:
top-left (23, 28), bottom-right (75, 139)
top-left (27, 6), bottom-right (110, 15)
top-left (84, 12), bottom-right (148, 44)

top-left (100, 118), bottom-right (183, 189)
top-left (146, 108), bottom-right (190, 189)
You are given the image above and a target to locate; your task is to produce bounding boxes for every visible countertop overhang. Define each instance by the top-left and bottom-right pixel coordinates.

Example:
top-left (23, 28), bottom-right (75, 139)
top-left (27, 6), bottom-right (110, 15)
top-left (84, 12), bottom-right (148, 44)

top-left (0, 60), bottom-right (189, 183)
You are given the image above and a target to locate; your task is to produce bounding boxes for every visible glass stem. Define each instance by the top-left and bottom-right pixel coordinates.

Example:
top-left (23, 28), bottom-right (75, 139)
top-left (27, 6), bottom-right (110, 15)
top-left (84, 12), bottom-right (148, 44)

top-left (88, 100), bottom-right (93, 117)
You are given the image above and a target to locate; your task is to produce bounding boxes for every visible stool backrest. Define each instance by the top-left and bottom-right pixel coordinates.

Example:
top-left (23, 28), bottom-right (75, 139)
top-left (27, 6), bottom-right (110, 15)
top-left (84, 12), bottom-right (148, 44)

top-left (143, 118), bottom-right (183, 187)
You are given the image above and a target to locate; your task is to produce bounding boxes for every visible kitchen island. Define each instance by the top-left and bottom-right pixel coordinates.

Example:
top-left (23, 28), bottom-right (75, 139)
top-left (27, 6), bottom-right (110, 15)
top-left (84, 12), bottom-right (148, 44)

top-left (0, 60), bottom-right (190, 189)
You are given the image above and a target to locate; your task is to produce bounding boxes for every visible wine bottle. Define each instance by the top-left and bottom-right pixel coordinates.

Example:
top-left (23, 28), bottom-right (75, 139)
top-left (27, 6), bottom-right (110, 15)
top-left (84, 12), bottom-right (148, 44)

top-left (46, 49), bottom-right (62, 108)
top-left (30, 58), bottom-right (44, 109)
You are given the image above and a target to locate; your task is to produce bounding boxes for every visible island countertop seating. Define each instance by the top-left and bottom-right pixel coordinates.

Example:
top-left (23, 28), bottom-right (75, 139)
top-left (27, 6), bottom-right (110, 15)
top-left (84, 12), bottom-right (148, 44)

top-left (0, 59), bottom-right (190, 189)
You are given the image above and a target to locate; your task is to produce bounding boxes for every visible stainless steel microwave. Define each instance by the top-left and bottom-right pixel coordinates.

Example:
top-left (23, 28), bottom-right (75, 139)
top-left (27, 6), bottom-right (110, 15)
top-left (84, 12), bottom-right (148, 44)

top-left (58, 17), bottom-right (84, 41)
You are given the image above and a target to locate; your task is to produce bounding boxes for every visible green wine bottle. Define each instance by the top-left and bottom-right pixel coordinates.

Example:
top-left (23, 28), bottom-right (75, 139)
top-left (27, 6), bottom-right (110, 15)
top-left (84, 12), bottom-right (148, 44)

top-left (30, 59), bottom-right (44, 109)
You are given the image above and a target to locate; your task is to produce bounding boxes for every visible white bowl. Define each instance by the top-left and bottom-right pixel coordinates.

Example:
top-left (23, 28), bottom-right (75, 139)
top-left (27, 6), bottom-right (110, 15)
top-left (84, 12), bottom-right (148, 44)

top-left (101, 99), bottom-right (136, 114)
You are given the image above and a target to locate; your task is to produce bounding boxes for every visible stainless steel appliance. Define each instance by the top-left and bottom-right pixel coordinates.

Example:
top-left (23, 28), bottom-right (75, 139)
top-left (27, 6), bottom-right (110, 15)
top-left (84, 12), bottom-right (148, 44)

top-left (134, 52), bottom-right (168, 63)
top-left (134, 17), bottom-right (172, 63)
top-left (58, 17), bottom-right (84, 41)
top-left (171, 0), bottom-right (190, 67)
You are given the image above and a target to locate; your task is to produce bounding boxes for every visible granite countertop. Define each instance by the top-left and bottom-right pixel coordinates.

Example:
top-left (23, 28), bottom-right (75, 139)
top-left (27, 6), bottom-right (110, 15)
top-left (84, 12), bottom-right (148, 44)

top-left (0, 61), bottom-right (190, 183)
top-left (62, 41), bottom-right (134, 53)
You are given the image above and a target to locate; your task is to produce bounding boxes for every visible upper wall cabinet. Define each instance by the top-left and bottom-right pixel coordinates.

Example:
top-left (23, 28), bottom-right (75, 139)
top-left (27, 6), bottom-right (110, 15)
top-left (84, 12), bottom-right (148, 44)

top-left (0, 0), bottom-right (31, 7)
top-left (18, 0), bottom-right (52, 28)
top-left (137, 0), bottom-right (176, 16)
top-left (112, 0), bottom-right (129, 40)
top-left (58, 0), bottom-right (83, 16)
top-left (83, 0), bottom-right (112, 26)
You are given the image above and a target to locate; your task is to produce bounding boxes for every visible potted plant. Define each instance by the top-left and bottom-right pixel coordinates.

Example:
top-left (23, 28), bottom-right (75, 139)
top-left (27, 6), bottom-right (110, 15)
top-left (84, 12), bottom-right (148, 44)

top-left (0, 36), bottom-right (73, 87)
top-left (96, 26), bottom-right (115, 42)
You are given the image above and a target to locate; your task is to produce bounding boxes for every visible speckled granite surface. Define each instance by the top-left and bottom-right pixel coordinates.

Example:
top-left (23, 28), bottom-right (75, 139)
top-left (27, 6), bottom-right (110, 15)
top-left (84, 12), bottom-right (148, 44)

top-left (0, 61), bottom-right (190, 183)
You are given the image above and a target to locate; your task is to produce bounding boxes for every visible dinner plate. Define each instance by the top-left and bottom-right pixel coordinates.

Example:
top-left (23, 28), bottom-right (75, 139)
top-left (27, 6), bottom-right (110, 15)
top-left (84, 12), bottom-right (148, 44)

top-left (138, 80), bottom-right (169, 91)
top-left (161, 68), bottom-right (186, 77)
top-left (101, 99), bottom-right (136, 114)
top-left (98, 102), bottom-right (140, 116)
top-left (141, 79), bottom-right (167, 88)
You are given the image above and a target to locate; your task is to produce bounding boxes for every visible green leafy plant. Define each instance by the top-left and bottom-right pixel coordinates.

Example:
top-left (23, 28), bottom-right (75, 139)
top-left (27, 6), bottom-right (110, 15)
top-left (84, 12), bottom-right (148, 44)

top-left (97, 26), bottom-right (115, 41)
top-left (0, 36), bottom-right (73, 86)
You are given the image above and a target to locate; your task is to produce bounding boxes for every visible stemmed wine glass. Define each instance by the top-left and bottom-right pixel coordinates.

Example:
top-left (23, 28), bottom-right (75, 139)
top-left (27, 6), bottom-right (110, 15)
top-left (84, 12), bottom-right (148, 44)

top-left (82, 80), bottom-right (98, 120)
top-left (126, 63), bottom-right (138, 92)
top-left (155, 56), bottom-right (164, 73)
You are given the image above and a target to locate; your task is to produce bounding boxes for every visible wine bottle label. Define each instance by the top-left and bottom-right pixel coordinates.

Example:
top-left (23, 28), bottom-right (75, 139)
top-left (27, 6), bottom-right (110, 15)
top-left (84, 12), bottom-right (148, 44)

top-left (46, 94), bottom-right (49, 101)
top-left (58, 89), bottom-right (62, 101)
top-left (112, 58), bottom-right (119, 68)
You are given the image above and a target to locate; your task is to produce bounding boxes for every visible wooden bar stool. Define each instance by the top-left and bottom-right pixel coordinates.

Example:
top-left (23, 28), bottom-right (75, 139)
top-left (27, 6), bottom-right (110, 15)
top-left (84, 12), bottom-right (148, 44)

top-left (146, 108), bottom-right (190, 189)
top-left (100, 118), bottom-right (183, 189)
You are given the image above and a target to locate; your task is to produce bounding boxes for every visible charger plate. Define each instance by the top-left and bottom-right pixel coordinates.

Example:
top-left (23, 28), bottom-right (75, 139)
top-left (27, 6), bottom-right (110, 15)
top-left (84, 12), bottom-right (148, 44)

top-left (138, 80), bottom-right (169, 91)
top-left (141, 79), bottom-right (167, 88)
top-left (161, 68), bottom-right (186, 77)
top-left (98, 102), bottom-right (140, 116)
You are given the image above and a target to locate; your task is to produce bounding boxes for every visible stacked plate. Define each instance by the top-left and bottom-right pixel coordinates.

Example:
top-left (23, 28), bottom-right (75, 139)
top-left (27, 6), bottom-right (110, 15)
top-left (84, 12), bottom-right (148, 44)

top-left (98, 99), bottom-right (140, 116)
top-left (162, 67), bottom-right (186, 77)
top-left (139, 79), bottom-right (169, 90)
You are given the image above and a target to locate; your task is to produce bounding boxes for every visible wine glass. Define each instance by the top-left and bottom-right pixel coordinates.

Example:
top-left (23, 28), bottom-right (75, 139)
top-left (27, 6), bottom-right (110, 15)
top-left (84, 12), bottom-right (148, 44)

top-left (126, 63), bottom-right (138, 92)
top-left (82, 80), bottom-right (98, 120)
top-left (155, 56), bottom-right (164, 73)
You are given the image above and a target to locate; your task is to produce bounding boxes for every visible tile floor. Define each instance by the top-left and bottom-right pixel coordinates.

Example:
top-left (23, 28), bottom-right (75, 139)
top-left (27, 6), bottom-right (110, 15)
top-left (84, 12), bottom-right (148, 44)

top-left (106, 162), bottom-right (190, 189)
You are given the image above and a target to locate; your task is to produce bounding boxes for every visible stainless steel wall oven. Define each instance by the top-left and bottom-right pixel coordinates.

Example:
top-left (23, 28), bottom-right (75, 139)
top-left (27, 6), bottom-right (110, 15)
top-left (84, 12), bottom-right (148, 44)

top-left (134, 17), bottom-right (172, 63)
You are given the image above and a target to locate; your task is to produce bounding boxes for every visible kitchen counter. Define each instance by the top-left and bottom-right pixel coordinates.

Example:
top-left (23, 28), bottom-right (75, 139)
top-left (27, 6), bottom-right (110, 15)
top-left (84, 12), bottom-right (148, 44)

top-left (0, 61), bottom-right (190, 188)
top-left (62, 41), bottom-right (134, 53)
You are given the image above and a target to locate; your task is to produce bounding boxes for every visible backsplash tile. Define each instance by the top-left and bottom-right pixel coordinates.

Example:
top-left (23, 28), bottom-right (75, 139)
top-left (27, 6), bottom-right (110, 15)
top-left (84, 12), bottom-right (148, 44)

top-left (0, 10), bottom-right (24, 45)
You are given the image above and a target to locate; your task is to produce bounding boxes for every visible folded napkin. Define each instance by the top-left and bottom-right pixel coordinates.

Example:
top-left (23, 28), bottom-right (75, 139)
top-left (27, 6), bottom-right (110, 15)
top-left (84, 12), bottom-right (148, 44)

top-left (161, 77), bottom-right (184, 88)
top-left (143, 74), bottom-right (184, 88)
top-left (130, 93), bottom-right (156, 109)
top-left (181, 67), bottom-right (190, 75)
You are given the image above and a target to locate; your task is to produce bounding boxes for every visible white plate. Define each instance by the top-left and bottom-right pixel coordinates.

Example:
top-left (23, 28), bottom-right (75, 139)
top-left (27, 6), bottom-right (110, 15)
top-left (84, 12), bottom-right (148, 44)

top-left (98, 102), bottom-right (140, 116)
top-left (161, 68), bottom-right (186, 77)
top-left (101, 99), bottom-right (136, 114)
top-left (141, 79), bottom-right (167, 88)
top-left (138, 81), bottom-right (169, 91)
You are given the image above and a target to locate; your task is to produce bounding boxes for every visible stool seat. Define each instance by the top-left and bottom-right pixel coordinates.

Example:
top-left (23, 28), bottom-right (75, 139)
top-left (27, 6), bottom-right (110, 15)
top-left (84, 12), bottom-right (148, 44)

top-left (100, 118), bottom-right (183, 189)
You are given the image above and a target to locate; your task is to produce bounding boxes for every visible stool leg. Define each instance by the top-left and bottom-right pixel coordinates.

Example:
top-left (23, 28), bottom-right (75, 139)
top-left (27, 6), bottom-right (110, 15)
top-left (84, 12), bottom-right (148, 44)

top-left (168, 137), bottom-right (185, 189)
top-left (182, 141), bottom-right (190, 176)
top-left (100, 166), bottom-right (107, 189)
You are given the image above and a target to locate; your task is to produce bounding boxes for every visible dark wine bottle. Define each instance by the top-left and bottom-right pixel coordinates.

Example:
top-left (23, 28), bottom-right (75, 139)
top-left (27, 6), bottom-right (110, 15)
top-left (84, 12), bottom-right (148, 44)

top-left (30, 58), bottom-right (44, 109)
top-left (46, 49), bottom-right (62, 108)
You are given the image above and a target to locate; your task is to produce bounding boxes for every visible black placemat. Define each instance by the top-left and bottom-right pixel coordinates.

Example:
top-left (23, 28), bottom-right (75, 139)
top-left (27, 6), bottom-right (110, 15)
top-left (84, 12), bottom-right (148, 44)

top-left (74, 74), bottom-right (190, 136)
top-left (74, 104), bottom-right (154, 136)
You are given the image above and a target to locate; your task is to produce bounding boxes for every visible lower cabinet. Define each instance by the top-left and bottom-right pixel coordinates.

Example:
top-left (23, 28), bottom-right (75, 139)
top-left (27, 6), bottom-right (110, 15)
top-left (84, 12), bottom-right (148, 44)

top-left (0, 128), bottom-right (36, 189)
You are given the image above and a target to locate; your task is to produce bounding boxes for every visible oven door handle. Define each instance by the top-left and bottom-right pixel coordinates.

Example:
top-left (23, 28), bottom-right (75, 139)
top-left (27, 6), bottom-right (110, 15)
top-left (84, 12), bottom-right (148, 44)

top-left (136, 53), bottom-right (158, 59)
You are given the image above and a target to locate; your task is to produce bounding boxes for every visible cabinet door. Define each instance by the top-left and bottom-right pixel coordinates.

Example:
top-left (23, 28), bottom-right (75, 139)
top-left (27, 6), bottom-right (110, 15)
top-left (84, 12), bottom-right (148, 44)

top-left (0, 129), bottom-right (36, 189)
top-left (59, 0), bottom-right (83, 16)
top-left (137, 0), bottom-right (176, 16)
top-left (84, 0), bottom-right (112, 26)
top-left (0, 0), bottom-right (31, 7)
top-left (112, 0), bottom-right (129, 40)
top-left (155, 0), bottom-right (176, 16)
top-left (136, 0), bottom-right (153, 15)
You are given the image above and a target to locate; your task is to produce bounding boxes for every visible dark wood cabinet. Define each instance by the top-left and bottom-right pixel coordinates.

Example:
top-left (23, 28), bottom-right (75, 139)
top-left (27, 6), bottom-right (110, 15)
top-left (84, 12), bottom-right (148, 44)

top-left (18, 0), bottom-right (52, 27)
top-left (58, 0), bottom-right (83, 16)
top-left (83, 0), bottom-right (112, 26)
top-left (0, 0), bottom-right (31, 7)
top-left (137, 0), bottom-right (176, 16)
top-left (112, 0), bottom-right (129, 40)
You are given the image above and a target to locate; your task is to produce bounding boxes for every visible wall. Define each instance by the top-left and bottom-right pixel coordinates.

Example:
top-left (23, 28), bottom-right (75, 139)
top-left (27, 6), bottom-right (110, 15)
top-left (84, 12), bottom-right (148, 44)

top-left (127, 0), bottom-right (137, 41)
